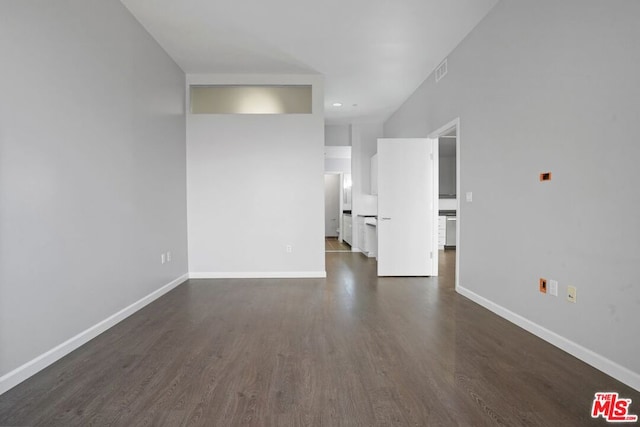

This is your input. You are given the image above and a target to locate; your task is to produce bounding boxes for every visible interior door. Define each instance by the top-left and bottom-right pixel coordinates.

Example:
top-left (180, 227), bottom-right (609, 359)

top-left (377, 138), bottom-right (438, 276)
top-left (324, 174), bottom-right (340, 237)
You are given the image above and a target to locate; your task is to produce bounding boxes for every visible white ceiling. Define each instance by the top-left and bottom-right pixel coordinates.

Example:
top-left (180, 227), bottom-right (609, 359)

top-left (121, 0), bottom-right (498, 124)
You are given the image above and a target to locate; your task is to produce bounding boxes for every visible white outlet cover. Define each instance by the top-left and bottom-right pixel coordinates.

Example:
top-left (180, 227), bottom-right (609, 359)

top-left (549, 280), bottom-right (558, 296)
top-left (161, 254), bottom-right (166, 264)
top-left (167, 251), bottom-right (172, 262)
top-left (466, 192), bottom-right (473, 202)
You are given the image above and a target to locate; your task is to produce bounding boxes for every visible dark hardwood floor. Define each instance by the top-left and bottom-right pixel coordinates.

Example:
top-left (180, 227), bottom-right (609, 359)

top-left (1, 251), bottom-right (638, 426)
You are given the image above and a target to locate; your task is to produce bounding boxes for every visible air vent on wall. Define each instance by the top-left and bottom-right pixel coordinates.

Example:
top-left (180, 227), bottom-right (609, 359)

top-left (435, 58), bottom-right (448, 83)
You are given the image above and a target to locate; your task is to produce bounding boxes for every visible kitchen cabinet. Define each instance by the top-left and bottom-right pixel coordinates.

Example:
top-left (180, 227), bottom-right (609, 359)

top-left (446, 216), bottom-right (456, 247)
top-left (356, 215), bottom-right (377, 257)
top-left (343, 214), bottom-right (353, 246)
top-left (356, 216), bottom-right (366, 251)
top-left (438, 216), bottom-right (446, 249)
top-left (364, 219), bottom-right (377, 258)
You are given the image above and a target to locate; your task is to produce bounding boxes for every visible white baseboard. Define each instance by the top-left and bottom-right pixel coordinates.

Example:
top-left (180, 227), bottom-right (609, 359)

top-left (456, 285), bottom-right (640, 392)
top-left (189, 271), bottom-right (327, 279)
top-left (0, 273), bottom-right (189, 396)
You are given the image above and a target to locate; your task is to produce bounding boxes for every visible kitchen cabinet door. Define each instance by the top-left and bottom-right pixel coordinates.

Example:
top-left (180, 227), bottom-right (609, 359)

top-left (343, 214), bottom-right (353, 246)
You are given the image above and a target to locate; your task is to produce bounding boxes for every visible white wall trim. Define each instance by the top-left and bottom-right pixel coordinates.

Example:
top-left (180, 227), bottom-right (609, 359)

top-left (0, 274), bottom-right (189, 396)
top-left (456, 285), bottom-right (640, 392)
top-left (189, 271), bottom-right (327, 279)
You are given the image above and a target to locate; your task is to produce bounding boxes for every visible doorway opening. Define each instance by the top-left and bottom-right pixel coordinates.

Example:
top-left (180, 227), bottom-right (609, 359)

top-left (429, 118), bottom-right (460, 289)
top-left (324, 173), bottom-right (340, 238)
top-left (324, 145), bottom-right (352, 253)
top-left (324, 173), bottom-right (351, 252)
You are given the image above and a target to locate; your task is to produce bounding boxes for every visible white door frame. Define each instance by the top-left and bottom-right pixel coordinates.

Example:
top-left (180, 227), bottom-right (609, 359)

top-left (428, 118), bottom-right (461, 290)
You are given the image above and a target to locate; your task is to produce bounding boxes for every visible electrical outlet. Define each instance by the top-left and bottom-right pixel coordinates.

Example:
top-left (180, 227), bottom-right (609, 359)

top-left (466, 192), bottom-right (473, 202)
top-left (567, 286), bottom-right (577, 303)
top-left (161, 253), bottom-right (166, 264)
top-left (286, 245), bottom-right (292, 253)
top-left (166, 251), bottom-right (172, 262)
top-left (549, 280), bottom-right (558, 296)
top-left (539, 278), bottom-right (547, 294)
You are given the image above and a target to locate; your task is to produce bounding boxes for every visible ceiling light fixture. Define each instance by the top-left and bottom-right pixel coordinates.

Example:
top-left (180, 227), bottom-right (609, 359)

top-left (332, 102), bottom-right (343, 107)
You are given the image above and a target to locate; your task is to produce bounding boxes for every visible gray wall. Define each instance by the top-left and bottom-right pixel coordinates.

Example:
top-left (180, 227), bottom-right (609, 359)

top-left (324, 158), bottom-right (351, 174)
top-left (0, 0), bottom-right (187, 377)
top-left (186, 74), bottom-right (325, 276)
top-left (325, 125), bottom-right (351, 146)
top-left (385, 0), bottom-right (640, 387)
top-left (439, 154), bottom-right (456, 196)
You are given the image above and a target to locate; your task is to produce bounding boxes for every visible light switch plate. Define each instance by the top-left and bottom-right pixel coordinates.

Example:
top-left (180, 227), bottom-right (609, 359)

top-left (567, 285), bottom-right (577, 303)
top-left (549, 280), bottom-right (558, 296)
top-left (466, 192), bottom-right (473, 202)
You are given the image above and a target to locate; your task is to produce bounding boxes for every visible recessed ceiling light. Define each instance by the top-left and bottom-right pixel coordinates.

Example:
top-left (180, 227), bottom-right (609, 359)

top-left (332, 102), bottom-right (343, 107)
